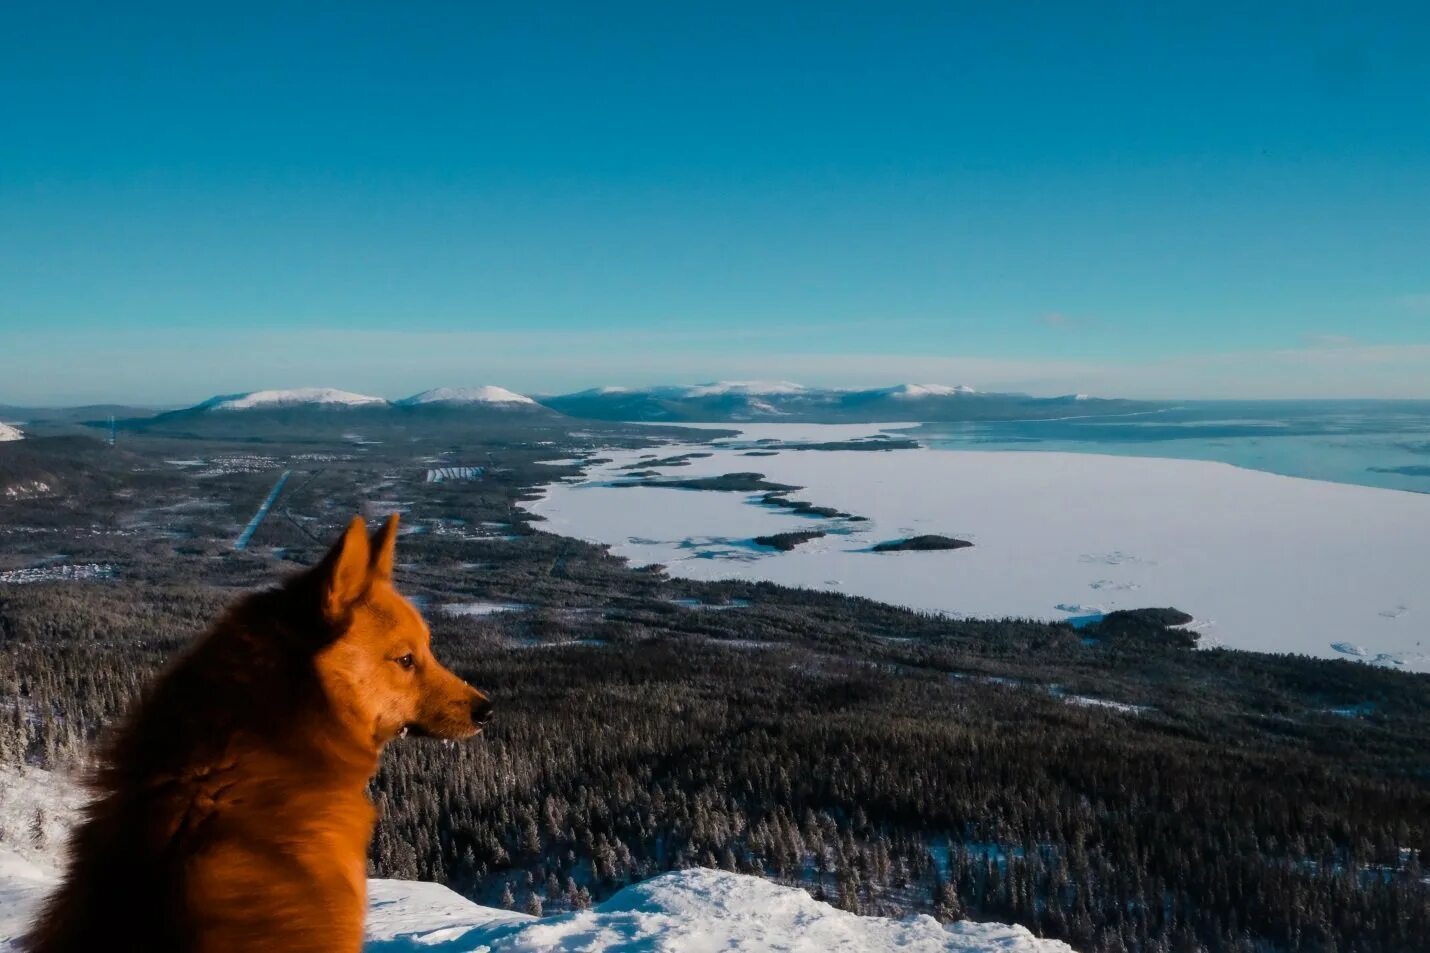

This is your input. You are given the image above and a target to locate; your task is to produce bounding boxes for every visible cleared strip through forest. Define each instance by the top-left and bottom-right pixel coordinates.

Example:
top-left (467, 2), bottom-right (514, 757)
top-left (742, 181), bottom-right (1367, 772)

top-left (235, 469), bottom-right (292, 550)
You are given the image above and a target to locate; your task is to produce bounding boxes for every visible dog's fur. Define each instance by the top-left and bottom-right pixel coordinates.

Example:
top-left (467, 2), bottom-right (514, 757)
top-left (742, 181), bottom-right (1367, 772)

top-left (23, 515), bottom-right (490, 953)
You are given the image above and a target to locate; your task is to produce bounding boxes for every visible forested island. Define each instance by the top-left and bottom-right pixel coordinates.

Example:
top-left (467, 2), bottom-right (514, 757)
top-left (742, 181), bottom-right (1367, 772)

top-left (871, 534), bottom-right (973, 552)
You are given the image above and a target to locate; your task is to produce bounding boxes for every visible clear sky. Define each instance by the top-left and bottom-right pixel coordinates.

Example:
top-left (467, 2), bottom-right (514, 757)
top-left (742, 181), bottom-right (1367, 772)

top-left (2, 2), bottom-right (1428, 404)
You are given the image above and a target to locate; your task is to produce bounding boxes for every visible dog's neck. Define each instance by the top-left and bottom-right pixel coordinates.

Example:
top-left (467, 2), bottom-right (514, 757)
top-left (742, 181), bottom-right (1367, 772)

top-left (106, 588), bottom-right (385, 798)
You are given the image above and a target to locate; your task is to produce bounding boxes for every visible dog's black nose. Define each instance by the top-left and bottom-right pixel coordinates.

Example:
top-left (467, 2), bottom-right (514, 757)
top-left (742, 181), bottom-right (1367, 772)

top-left (472, 696), bottom-right (494, 726)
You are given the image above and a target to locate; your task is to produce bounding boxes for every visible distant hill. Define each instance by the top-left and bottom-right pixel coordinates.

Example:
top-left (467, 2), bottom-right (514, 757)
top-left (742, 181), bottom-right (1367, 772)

top-left (0, 434), bottom-right (142, 503)
top-left (539, 382), bottom-right (1157, 422)
top-left (52, 381), bottom-right (1155, 434)
top-left (395, 387), bottom-right (557, 419)
top-left (0, 405), bottom-right (166, 438)
top-left (112, 385), bottom-right (560, 437)
top-left (397, 386), bottom-right (541, 407)
top-left (193, 387), bottom-right (387, 411)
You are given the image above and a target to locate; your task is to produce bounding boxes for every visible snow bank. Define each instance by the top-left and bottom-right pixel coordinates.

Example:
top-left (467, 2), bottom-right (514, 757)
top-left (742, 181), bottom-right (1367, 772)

top-left (0, 768), bottom-right (1068, 953)
top-left (0, 863), bottom-right (1071, 952)
top-left (0, 852), bottom-right (52, 948)
top-left (0, 765), bottom-right (86, 950)
top-left (527, 423), bottom-right (1430, 673)
top-left (366, 867), bottom-right (1071, 952)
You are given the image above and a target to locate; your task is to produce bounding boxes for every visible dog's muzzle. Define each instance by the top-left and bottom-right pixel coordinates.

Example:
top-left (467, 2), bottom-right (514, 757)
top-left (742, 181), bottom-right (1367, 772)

top-left (471, 697), bottom-right (494, 730)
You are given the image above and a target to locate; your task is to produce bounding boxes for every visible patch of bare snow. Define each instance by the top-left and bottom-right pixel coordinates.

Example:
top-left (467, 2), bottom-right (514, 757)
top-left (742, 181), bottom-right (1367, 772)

top-left (441, 602), bottom-right (529, 617)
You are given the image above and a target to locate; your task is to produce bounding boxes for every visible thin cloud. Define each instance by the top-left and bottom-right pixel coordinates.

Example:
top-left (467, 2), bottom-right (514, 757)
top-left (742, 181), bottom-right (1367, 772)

top-left (6, 327), bottom-right (1430, 404)
top-left (1038, 311), bottom-right (1100, 331)
top-left (1302, 333), bottom-right (1357, 348)
top-left (1392, 293), bottom-right (1430, 312)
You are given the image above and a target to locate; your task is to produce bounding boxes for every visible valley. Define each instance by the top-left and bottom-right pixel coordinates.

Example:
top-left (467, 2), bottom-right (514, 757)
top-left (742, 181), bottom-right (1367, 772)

top-left (0, 397), bottom-right (1425, 953)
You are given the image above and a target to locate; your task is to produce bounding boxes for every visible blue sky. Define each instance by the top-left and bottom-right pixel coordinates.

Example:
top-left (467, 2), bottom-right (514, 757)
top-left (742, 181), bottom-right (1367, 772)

top-left (2, 2), bottom-right (1428, 404)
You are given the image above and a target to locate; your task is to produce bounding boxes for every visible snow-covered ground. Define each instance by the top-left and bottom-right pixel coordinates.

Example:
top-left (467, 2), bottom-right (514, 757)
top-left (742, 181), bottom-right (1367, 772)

top-left (440, 601), bottom-right (530, 617)
top-left (0, 767), bottom-right (1069, 953)
top-left (367, 867), bottom-right (1071, 952)
top-left (525, 423), bottom-right (1430, 673)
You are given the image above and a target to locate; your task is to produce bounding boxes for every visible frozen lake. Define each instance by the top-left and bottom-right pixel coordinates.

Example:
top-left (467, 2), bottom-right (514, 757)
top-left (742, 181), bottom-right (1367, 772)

top-left (524, 423), bottom-right (1430, 673)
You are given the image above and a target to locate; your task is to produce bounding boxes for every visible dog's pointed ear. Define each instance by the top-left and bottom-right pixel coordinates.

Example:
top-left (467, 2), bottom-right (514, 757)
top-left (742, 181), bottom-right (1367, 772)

top-left (369, 513), bottom-right (399, 580)
top-left (317, 516), bottom-right (372, 621)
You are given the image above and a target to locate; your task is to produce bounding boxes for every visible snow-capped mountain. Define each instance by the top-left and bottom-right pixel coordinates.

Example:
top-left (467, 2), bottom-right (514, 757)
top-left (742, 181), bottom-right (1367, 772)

top-left (0, 424), bottom-right (22, 442)
top-left (110, 382), bottom-right (1146, 431)
top-left (197, 388), bottom-right (388, 411)
top-left (394, 386), bottom-right (557, 420)
top-left (876, 383), bottom-right (978, 399)
top-left (540, 383), bottom-right (1152, 423)
top-left (133, 385), bottom-right (560, 432)
top-left (0, 767), bottom-right (1069, 953)
top-left (398, 386), bottom-right (538, 406)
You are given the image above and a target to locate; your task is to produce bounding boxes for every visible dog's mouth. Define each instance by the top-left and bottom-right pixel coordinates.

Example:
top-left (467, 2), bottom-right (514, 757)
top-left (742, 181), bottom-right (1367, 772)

top-left (397, 722), bottom-right (484, 741)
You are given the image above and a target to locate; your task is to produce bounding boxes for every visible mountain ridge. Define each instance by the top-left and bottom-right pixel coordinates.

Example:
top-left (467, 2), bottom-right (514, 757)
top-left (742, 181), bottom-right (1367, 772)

top-left (539, 382), bottom-right (1156, 423)
top-left (82, 382), bottom-right (1159, 431)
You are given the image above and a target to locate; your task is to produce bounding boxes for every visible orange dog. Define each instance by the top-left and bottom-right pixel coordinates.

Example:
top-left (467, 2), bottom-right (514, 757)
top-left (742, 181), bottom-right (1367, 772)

top-left (24, 515), bottom-right (491, 953)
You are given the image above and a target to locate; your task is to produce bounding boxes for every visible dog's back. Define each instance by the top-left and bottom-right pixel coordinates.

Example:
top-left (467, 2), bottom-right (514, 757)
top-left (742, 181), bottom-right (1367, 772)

top-left (24, 516), bottom-right (490, 953)
top-left (24, 589), bottom-right (373, 953)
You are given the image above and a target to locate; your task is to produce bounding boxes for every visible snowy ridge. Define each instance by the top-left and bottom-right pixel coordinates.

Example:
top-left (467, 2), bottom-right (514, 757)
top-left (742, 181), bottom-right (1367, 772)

top-left (399, 386), bottom-right (537, 406)
top-left (876, 384), bottom-right (977, 399)
top-left (200, 388), bottom-right (387, 411)
top-left (0, 767), bottom-right (1068, 953)
top-left (0, 424), bottom-right (22, 442)
top-left (681, 381), bottom-right (807, 397)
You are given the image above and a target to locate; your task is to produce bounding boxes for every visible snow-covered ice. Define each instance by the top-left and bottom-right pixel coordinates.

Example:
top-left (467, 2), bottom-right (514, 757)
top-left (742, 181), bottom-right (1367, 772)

top-left (0, 767), bottom-right (1069, 953)
top-left (526, 423), bottom-right (1430, 673)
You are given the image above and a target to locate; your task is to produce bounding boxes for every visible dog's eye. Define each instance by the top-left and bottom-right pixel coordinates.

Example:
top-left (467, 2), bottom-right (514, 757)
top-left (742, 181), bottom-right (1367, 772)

top-left (395, 653), bottom-right (416, 670)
